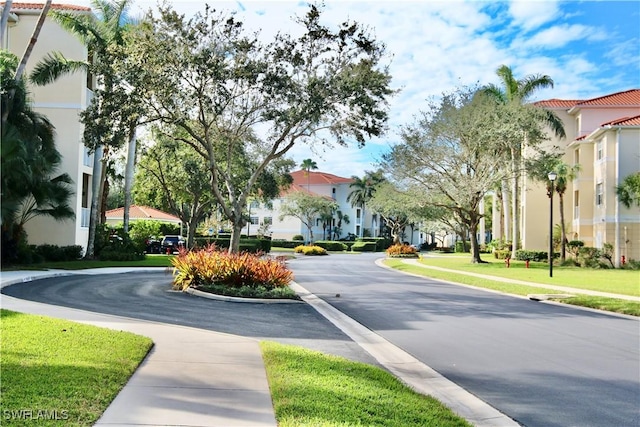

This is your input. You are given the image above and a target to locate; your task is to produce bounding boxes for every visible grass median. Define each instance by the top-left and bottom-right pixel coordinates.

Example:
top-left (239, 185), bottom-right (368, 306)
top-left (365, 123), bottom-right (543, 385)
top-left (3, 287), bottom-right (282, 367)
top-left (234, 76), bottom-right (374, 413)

top-left (0, 310), bottom-right (153, 426)
top-left (261, 341), bottom-right (471, 427)
top-left (384, 257), bottom-right (640, 316)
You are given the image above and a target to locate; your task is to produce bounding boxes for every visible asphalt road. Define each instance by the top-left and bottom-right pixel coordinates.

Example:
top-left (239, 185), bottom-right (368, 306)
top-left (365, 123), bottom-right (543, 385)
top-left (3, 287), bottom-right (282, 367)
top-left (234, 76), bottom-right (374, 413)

top-left (0, 270), bottom-right (378, 366)
top-left (3, 254), bottom-right (639, 427)
top-left (286, 253), bottom-right (640, 427)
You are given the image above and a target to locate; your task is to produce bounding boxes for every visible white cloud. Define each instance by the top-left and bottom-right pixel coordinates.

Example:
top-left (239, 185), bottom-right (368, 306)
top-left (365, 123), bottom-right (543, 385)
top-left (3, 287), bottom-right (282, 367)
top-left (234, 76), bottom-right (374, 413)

top-left (508, 0), bottom-right (561, 32)
top-left (518, 24), bottom-right (608, 49)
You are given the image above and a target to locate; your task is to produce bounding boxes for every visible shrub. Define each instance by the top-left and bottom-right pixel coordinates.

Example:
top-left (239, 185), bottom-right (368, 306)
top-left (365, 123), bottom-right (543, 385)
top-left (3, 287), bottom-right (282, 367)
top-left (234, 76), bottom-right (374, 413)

top-left (171, 245), bottom-right (293, 291)
top-left (514, 250), bottom-right (548, 262)
top-left (493, 249), bottom-right (511, 260)
top-left (577, 246), bottom-right (601, 268)
top-left (357, 237), bottom-right (392, 251)
top-left (386, 243), bottom-right (418, 258)
top-left (455, 241), bottom-right (470, 253)
top-left (271, 240), bottom-right (301, 249)
top-left (33, 244), bottom-right (83, 262)
top-left (292, 234), bottom-right (304, 241)
top-left (350, 241), bottom-right (377, 252)
top-left (314, 241), bottom-right (348, 251)
top-left (294, 245), bottom-right (328, 256)
top-left (567, 240), bottom-right (584, 258)
top-left (193, 237), bottom-right (271, 253)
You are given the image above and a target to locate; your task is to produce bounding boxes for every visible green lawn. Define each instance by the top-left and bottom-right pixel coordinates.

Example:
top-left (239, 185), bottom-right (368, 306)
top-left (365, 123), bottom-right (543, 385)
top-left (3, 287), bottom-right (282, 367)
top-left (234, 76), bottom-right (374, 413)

top-left (418, 255), bottom-right (639, 296)
top-left (384, 258), bottom-right (640, 316)
top-left (261, 341), bottom-right (471, 427)
top-left (3, 255), bottom-right (174, 271)
top-left (0, 310), bottom-right (153, 426)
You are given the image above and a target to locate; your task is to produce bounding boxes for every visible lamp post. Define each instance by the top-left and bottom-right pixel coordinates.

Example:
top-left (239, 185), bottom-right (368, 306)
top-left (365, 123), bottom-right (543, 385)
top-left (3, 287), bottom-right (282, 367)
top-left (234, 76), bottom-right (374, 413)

top-left (548, 171), bottom-right (557, 277)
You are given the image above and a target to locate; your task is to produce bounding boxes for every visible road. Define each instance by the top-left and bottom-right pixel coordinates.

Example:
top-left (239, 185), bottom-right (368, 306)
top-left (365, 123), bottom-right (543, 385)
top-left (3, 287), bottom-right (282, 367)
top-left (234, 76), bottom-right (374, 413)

top-left (286, 253), bottom-right (640, 427)
top-left (3, 254), bottom-right (639, 427)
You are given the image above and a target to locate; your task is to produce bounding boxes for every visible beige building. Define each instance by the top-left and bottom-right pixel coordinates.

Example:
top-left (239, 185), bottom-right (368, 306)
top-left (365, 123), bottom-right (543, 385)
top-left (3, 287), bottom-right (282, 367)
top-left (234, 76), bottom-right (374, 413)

top-left (521, 90), bottom-right (640, 265)
top-left (2, 2), bottom-right (94, 250)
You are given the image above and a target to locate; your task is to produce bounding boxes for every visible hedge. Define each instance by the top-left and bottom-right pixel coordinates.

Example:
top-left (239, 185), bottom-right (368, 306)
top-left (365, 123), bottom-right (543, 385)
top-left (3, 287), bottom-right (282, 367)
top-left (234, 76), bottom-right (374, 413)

top-left (350, 241), bottom-right (377, 252)
top-left (194, 237), bottom-right (271, 253)
top-left (314, 241), bottom-right (348, 251)
top-left (32, 244), bottom-right (83, 262)
top-left (357, 237), bottom-right (392, 251)
top-left (271, 240), bottom-right (302, 249)
top-left (514, 250), bottom-right (548, 262)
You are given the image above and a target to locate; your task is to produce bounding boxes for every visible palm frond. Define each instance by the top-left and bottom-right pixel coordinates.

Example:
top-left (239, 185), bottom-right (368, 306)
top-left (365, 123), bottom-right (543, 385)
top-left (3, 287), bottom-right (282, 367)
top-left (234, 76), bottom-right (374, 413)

top-left (29, 51), bottom-right (89, 86)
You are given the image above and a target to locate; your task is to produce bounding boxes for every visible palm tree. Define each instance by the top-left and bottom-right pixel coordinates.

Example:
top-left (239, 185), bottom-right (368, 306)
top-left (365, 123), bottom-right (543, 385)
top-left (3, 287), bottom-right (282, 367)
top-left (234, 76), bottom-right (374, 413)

top-left (300, 158), bottom-right (318, 191)
top-left (616, 173), bottom-right (640, 209)
top-left (1, 53), bottom-right (74, 262)
top-left (30, 0), bottom-right (138, 258)
top-left (333, 210), bottom-right (350, 240)
top-left (347, 170), bottom-right (385, 238)
top-left (483, 65), bottom-right (566, 256)
top-left (552, 162), bottom-right (581, 262)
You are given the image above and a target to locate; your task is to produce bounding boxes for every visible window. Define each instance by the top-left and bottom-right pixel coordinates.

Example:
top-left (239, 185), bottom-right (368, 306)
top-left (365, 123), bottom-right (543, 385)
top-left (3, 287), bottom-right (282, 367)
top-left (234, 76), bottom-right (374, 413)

top-left (574, 149), bottom-right (580, 166)
top-left (250, 200), bottom-right (259, 209)
top-left (250, 216), bottom-right (259, 225)
top-left (573, 190), bottom-right (579, 219)
top-left (597, 140), bottom-right (603, 160)
top-left (356, 208), bottom-right (361, 220)
top-left (596, 183), bottom-right (603, 206)
top-left (263, 217), bottom-right (272, 225)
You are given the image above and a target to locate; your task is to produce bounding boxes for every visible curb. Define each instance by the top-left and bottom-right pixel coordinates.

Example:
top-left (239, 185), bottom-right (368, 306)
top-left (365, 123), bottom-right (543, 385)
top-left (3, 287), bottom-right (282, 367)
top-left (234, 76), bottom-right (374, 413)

top-left (184, 287), bottom-right (304, 304)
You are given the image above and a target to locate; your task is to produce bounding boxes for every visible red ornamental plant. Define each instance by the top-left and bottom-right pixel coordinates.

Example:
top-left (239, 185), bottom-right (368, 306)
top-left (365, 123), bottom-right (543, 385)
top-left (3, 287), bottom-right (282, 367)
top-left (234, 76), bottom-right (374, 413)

top-left (171, 245), bottom-right (293, 291)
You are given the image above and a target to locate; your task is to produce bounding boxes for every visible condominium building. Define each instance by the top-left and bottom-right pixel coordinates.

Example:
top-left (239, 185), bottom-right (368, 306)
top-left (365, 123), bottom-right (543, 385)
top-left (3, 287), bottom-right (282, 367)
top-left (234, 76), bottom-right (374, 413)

top-left (522, 89), bottom-right (640, 265)
top-left (2, 2), bottom-right (95, 250)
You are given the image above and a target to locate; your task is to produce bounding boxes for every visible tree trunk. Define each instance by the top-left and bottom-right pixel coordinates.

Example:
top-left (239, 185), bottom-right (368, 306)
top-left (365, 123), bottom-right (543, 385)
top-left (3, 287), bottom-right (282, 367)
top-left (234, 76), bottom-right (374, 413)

top-left (123, 125), bottom-right (136, 233)
top-left (85, 145), bottom-right (103, 258)
top-left (14, 0), bottom-right (51, 81)
top-left (559, 192), bottom-right (567, 262)
top-left (501, 179), bottom-right (510, 242)
top-left (511, 148), bottom-right (519, 256)
top-left (0, 0), bottom-right (13, 48)
top-left (230, 220), bottom-right (243, 254)
top-left (469, 218), bottom-right (485, 263)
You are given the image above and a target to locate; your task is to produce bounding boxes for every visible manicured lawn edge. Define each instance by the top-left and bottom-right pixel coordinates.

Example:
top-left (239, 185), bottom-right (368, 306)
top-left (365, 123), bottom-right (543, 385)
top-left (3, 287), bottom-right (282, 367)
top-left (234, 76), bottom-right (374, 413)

top-left (383, 258), bottom-right (640, 316)
top-left (260, 341), bottom-right (471, 427)
top-left (0, 310), bottom-right (153, 426)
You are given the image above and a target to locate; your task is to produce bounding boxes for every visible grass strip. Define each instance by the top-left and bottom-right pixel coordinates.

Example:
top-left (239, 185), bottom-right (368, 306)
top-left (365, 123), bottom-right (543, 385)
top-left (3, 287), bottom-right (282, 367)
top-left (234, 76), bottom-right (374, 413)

top-left (3, 255), bottom-right (174, 271)
top-left (0, 310), bottom-right (153, 426)
top-left (261, 341), bottom-right (471, 427)
top-left (384, 259), bottom-right (640, 316)
top-left (418, 255), bottom-right (639, 296)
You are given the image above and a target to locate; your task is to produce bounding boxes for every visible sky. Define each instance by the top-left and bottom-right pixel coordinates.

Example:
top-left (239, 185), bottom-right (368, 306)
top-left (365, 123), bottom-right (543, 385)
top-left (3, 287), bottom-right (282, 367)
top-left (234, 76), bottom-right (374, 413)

top-left (49, 0), bottom-right (640, 178)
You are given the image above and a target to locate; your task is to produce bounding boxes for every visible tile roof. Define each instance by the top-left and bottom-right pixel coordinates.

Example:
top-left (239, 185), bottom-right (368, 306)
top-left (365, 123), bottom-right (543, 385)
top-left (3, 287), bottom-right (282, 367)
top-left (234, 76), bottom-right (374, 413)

top-left (534, 99), bottom-right (582, 109)
top-left (2, 2), bottom-right (91, 12)
top-left (290, 170), bottom-right (353, 186)
top-left (576, 89), bottom-right (640, 107)
top-left (105, 205), bottom-right (181, 222)
top-left (601, 115), bottom-right (640, 127)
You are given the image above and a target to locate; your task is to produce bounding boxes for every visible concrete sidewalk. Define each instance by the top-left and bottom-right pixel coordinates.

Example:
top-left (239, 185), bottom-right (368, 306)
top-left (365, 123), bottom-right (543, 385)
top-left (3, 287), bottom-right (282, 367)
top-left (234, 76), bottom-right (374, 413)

top-left (401, 258), bottom-right (640, 302)
top-left (1, 269), bottom-right (277, 427)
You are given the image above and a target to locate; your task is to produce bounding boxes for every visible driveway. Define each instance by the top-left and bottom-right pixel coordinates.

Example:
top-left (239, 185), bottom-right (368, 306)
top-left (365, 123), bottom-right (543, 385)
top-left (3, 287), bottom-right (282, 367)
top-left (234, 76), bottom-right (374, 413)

top-left (286, 253), bottom-right (640, 427)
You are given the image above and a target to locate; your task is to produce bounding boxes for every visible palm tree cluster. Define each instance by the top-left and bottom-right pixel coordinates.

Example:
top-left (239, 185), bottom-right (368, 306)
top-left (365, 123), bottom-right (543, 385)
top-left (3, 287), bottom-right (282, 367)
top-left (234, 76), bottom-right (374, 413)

top-left (1, 51), bottom-right (74, 263)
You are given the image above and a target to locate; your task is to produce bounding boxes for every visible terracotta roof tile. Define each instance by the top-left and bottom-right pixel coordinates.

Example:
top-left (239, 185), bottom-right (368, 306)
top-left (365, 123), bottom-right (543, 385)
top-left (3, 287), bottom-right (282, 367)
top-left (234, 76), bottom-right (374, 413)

top-left (2, 2), bottom-right (91, 12)
top-left (601, 115), bottom-right (640, 127)
top-left (290, 170), bottom-right (353, 186)
top-left (576, 89), bottom-right (640, 107)
top-left (105, 205), bottom-right (181, 222)
top-left (534, 99), bottom-right (582, 109)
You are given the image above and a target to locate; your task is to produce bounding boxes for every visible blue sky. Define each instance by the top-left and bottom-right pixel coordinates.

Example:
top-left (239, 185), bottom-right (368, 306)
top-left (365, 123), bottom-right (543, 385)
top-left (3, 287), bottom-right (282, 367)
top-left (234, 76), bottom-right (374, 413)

top-left (68, 0), bottom-right (640, 178)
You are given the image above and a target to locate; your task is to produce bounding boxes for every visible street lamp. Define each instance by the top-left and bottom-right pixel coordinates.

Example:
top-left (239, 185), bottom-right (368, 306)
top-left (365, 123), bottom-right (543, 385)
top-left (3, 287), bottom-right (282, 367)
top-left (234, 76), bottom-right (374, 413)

top-left (548, 171), bottom-right (557, 277)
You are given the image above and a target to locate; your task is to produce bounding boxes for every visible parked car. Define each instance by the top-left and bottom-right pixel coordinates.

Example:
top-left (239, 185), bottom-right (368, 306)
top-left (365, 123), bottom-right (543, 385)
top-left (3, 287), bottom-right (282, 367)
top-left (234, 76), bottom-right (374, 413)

top-left (145, 237), bottom-right (162, 254)
top-left (161, 235), bottom-right (185, 253)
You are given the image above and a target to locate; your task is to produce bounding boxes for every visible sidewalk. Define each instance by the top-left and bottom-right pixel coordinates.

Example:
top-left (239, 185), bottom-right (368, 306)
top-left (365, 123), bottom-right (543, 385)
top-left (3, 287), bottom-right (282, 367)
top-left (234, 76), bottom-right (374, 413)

top-left (1, 269), bottom-right (277, 427)
top-left (401, 258), bottom-right (640, 302)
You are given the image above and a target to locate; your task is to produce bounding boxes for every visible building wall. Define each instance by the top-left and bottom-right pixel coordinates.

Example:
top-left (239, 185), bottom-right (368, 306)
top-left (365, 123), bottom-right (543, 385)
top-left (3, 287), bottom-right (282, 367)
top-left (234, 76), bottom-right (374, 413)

top-left (5, 9), bottom-right (92, 250)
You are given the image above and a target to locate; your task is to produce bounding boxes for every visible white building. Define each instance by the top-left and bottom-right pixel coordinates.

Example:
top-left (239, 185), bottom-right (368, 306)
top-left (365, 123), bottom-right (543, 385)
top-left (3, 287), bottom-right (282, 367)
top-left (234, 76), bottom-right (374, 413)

top-left (243, 170), bottom-right (422, 244)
